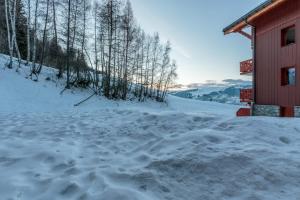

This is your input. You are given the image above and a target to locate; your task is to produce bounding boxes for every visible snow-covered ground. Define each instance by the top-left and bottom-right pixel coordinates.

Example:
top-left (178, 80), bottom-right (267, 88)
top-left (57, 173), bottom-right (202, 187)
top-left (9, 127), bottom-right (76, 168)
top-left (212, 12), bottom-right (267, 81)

top-left (1, 55), bottom-right (300, 200)
top-left (172, 79), bottom-right (252, 105)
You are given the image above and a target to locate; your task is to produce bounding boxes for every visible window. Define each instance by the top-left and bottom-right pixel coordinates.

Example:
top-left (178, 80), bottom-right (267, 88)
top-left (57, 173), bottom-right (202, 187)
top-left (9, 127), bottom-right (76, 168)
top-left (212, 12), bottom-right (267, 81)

top-left (281, 25), bottom-right (295, 46)
top-left (281, 67), bottom-right (296, 86)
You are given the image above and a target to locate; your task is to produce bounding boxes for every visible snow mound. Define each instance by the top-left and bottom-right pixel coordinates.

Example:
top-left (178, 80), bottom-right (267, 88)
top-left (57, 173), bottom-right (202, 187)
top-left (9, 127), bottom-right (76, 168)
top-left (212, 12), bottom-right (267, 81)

top-left (0, 53), bottom-right (237, 115)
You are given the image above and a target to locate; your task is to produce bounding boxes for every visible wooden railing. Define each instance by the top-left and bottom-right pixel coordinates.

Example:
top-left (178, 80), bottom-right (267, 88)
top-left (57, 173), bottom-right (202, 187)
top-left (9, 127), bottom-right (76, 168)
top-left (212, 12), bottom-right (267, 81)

top-left (240, 59), bottom-right (253, 75)
top-left (240, 88), bottom-right (253, 103)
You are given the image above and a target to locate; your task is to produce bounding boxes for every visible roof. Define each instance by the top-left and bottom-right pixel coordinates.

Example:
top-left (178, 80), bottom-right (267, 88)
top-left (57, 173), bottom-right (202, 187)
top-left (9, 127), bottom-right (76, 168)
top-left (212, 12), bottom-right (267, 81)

top-left (223, 0), bottom-right (286, 34)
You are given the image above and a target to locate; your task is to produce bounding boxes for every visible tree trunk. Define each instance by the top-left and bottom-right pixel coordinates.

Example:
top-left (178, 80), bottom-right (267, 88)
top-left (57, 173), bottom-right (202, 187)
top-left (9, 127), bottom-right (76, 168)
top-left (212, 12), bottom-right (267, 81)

top-left (51, 0), bottom-right (61, 78)
top-left (31, 0), bottom-right (39, 75)
top-left (11, 0), bottom-right (21, 69)
top-left (26, 0), bottom-right (31, 65)
top-left (37, 0), bottom-right (50, 74)
top-left (66, 0), bottom-right (72, 88)
top-left (105, 0), bottom-right (113, 98)
top-left (71, 0), bottom-right (79, 50)
top-left (4, 0), bottom-right (13, 68)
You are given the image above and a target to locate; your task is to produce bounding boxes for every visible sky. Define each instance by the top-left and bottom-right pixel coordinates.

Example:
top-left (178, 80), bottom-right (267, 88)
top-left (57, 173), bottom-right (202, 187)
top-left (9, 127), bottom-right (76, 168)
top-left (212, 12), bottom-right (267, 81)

top-left (130, 0), bottom-right (265, 85)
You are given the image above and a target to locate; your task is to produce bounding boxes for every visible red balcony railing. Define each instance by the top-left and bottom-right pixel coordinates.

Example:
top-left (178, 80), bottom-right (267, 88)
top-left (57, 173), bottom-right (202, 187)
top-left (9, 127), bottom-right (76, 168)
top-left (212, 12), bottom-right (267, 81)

top-left (236, 108), bottom-right (251, 117)
top-left (240, 59), bottom-right (253, 75)
top-left (240, 88), bottom-right (253, 103)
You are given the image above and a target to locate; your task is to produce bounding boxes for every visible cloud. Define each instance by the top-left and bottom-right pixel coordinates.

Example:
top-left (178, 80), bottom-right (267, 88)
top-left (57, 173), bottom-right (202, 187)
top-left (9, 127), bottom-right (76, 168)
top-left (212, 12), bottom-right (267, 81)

top-left (172, 43), bottom-right (192, 59)
top-left (158, 35), bottom-right (191, 59)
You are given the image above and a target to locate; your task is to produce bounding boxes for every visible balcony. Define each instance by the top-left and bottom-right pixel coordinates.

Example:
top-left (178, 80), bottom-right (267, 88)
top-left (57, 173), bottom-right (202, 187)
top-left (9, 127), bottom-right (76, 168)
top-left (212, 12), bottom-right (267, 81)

top-left (240, 59), bottom-right (253, 75)
top-left (236, 108), bottom-right (251, 117)
top-left (240, 88), bottom-right (253, 103)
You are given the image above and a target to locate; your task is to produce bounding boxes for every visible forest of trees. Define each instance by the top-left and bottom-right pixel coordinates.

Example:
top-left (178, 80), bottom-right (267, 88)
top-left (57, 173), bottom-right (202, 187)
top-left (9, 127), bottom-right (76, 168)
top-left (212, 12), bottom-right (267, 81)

top-left (0, 0), bottom-right (177, 102)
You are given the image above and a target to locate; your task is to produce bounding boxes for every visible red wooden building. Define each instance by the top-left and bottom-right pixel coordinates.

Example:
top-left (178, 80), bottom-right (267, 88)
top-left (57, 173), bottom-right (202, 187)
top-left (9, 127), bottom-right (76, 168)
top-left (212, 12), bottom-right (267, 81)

top-left (224, 0), bottom-right (300, 117)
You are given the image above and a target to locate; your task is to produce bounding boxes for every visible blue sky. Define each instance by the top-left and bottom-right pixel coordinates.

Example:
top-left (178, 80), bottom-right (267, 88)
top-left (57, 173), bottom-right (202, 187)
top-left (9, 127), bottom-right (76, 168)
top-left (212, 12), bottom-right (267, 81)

top-left (130, 0), bottom-right (265, 85)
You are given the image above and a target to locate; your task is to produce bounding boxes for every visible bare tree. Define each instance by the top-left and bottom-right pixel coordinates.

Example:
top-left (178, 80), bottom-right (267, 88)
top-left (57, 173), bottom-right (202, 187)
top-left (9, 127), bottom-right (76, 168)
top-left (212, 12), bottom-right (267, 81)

top-left (4, 0), bottom-right (13, 68)
top-left (149, 33), bottom-right (160, 97)
top-left (162, 60), bottom-right (177, 99)
top-left (99, 0), bottom-right (121, 98)
top-left (26, 0), bottom-right (31, 65)
top-left (156, 41), bottom-right (171, 101)
top-left (11, 0), bottom-right (21, 68)
top-left (36, 0), bottom-right (51, 74)
top-left (51, 0), bottom-right (62, 78)
top-left (66, 0), bottom-right (71, 88)
top-left (93, 2), bottom-right (99, 92)
top-left (31, 0), bottom-right (39, 76)
top-left (120, 0), bottom-right (134, 99)
top-left (2, 0), bottom-right (177, 102)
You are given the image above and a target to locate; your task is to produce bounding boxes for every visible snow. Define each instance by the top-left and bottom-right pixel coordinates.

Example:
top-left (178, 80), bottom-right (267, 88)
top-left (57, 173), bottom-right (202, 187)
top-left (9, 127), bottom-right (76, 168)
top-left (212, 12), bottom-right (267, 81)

top-left (171, 79), bottom-right (252, 105)
top-left (174, 80), bottom-right (251, 96)
top-left (1, 54), bottom-right (300, 200)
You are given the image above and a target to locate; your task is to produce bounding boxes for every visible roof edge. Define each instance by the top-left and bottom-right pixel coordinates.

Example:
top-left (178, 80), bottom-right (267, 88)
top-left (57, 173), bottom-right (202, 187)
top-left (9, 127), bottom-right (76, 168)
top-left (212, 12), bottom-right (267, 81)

top-left (223, 0), bottom-right (283, 35)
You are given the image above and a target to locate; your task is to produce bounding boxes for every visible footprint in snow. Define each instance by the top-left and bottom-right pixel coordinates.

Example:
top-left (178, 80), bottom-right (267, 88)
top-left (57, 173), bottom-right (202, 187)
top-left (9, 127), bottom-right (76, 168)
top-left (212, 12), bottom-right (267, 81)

top-left (204, 135), bottom-right (222, 144)
top-left (60, 183), bottom-right (80, 196)
top-left (279, 136), bottom-right (290, 144)
top-left (63, 167), bottom-right (80, 176)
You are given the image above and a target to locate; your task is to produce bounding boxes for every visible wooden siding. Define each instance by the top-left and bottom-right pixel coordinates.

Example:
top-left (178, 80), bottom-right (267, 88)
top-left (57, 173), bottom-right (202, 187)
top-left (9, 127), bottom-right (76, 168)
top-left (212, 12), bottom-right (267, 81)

top-left (253, 0), bottom-right (300, 106)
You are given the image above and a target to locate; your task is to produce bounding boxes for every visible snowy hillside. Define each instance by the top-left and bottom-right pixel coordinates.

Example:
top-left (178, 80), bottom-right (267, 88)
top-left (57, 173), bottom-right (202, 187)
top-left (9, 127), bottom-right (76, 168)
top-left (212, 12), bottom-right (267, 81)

top-left (1, 56), bottom-right (300, 200)
top-left (172, 79), bottom-right (252, 105)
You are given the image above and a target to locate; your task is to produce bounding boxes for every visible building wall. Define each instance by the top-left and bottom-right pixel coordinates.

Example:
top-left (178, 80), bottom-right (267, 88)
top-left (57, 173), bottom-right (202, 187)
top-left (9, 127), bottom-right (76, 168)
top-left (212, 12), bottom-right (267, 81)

top-left (253, 0), bottom-right (300, 107)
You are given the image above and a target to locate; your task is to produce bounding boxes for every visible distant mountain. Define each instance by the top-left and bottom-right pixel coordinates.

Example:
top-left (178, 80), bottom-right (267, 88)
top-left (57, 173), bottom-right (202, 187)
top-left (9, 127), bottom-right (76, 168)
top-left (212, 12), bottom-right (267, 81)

top-left (171, 79), bottom-right (252, 105)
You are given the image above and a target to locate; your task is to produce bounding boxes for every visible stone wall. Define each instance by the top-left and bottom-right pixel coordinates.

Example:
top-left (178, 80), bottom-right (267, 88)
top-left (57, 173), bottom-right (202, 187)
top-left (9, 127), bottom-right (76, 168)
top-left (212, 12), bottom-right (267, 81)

top-left (252, 104), bottom-right (280, 117)
top-left (294, 107), bottom-right (300, 117)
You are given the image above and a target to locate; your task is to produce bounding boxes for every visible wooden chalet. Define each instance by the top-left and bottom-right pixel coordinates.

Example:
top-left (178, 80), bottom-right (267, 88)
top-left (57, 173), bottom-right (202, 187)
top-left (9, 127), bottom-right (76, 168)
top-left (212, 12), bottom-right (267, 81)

top-left (224, 0), bottom-right (300, 117)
